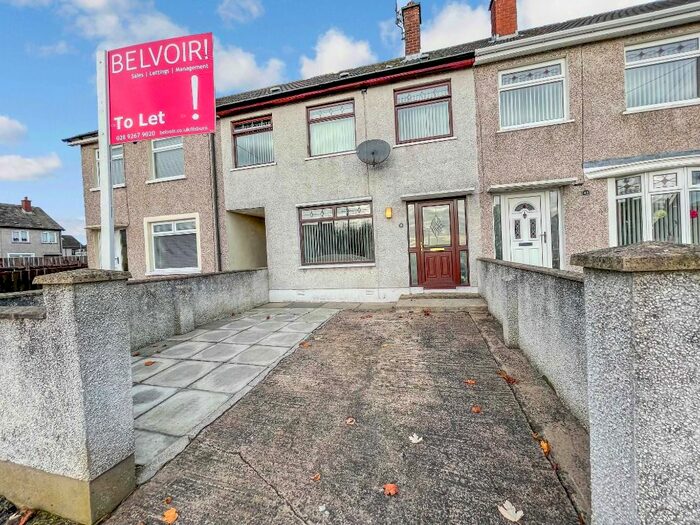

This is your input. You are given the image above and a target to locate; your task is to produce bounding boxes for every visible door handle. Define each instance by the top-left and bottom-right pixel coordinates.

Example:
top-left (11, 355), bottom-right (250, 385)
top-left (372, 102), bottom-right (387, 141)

top-left (430, 248), bottom-right (445, 252)
top-left (540, 232), bottom-right (547, 243)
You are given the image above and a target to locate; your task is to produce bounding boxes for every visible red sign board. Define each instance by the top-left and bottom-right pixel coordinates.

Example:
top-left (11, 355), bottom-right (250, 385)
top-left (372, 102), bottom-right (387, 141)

top-left (107, 33), bottom-right (215, 145)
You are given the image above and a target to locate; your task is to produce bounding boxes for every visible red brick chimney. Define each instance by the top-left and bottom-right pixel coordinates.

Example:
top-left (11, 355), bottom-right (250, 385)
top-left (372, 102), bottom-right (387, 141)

top-left (21, 197), bottom-right (32, 213)
top-left (490, 0), bottom-right (518, 38)
top-left (402, 1), bottom-right (422, 56)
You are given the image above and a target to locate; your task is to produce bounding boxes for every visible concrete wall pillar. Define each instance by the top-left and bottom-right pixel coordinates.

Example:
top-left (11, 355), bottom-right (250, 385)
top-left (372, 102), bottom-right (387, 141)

top-left (502, 274), bottom-right (519, 348)
top-left (572, 242), bottom-right (700, 525)
top-left (174, 279), bottom-right (195, 334)
top-left (0, 269), bottom-right (135, 524)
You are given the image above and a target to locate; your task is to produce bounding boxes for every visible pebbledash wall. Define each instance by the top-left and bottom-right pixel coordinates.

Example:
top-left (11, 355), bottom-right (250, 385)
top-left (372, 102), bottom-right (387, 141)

top-left (475, 22), bottom-right (700, 270)
top-left (219, 68), bottom-right (482, 303)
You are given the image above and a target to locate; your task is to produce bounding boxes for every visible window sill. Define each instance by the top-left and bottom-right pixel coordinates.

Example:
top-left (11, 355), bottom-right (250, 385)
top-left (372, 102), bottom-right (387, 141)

top-left (298, 262), bottom-right (376, 270)
top-left (90, 184), bottom-right (126, 192)
top-left (304, 150), bottom-right (356, 161)
top-left (497, 119), bottom-right (575, 133)
top-left (623, 99), bottom-right (700, 115)
top-left (230, 162), bottom-right (277, 172)
top-left (393, 136), bottom-right (457, 148)
top-left (146, 175), bottom-right (186, 185)
top-left (10, 242), bottom-right (30, 245)
top-left (145, 268), bottom-right (201, 276)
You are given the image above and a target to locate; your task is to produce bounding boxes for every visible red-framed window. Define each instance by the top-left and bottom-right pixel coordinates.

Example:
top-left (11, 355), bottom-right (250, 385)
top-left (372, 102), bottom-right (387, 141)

top-left (306, 100), bottom-right (356, 157)
top-left (394, 81), bottom-right (453, 144)
top-left (232, 116), bottom-right (274, 168)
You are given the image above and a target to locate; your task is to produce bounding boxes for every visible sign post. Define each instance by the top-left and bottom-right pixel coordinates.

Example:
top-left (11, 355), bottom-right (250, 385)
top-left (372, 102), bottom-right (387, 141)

top-left (95, 33), bottom-right (215, 270)
top-left (96, 50), bottom-right (115, 270)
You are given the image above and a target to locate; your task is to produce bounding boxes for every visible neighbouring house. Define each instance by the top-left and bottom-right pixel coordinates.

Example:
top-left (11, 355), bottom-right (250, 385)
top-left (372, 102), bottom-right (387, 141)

top-left (476, 0), bottom-right (700, 269)
top-left (63, 0), bottom-right (700, 299)
top-left (61, 235), bottom-right (86, 256)
top-left (63, 131), bottom-right (226, 278)
top-left (0, 198), bottom-right (63, 260)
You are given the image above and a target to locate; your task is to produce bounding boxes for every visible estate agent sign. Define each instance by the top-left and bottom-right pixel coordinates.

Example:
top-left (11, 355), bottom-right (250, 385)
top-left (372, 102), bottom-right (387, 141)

top-left (107, 33), bottom-right (215, 145)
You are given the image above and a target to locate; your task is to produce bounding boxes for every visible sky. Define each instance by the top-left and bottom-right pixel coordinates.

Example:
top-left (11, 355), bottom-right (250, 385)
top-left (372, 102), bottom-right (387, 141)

top-left (0, 0), bottom-right (650, 242)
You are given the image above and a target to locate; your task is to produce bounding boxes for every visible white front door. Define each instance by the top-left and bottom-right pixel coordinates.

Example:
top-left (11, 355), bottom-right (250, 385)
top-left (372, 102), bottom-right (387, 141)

top-left (507, 194), bottom-right (545, 266)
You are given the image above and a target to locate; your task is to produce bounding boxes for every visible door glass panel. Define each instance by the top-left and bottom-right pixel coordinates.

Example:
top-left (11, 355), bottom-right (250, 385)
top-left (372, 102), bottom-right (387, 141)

top-left (422, 205), bottom-right (451, 247)
top-left (409, 252), bottom-right (418, 286)
top-left (514, 220), bottom-right (521, 240)
top-left (529, 218), bottom-right (537, 239)
top-left (457, 200), bottom-right (467, 245)
top-left (651, 192), bottom-right (681, 243)
top-left (689, 191), bottom-right (699, 244)
top-left (617, 196), bottom-right (643, 246)
top-left (549, 191), bottom-right (561, 269)
top-left (493, 196), bottom-right (503, 260)
top-left (407, 204), bottom-right (416, 248)
top-left (460, 251), bottom-right (468, 285)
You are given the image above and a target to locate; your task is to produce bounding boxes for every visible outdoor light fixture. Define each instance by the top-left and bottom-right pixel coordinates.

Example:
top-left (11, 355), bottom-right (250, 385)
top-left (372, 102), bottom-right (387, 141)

top-left (385, 207), bottom-right (393, 219)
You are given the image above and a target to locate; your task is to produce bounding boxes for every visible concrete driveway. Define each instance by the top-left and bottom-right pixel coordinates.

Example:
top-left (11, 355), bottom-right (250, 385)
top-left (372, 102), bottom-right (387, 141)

top-left (107, 309), bottom-right (579, 524)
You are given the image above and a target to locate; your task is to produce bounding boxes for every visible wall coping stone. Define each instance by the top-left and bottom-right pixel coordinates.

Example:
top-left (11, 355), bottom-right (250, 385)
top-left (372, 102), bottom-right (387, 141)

top-left (126, 267), bottom-right (267, 285)
top-left (0, 306), bottom-right (46, 320)
top-left (477, 257), bottom-right (584, 283)
top-left (0, 290), bottom-right (43, 300)
top-left (570, 242), bottom-right (700, 272)
top-left (34, 269), bottom-right (132, 286)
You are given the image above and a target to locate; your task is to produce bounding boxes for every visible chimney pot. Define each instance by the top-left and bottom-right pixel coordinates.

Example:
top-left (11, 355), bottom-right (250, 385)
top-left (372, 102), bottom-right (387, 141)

top-left (490, 0), bottom-right (518, 38)
top-left (21, 197), bottom-right (32, 213)
top-left (402, 1), bottom-right (422, 57)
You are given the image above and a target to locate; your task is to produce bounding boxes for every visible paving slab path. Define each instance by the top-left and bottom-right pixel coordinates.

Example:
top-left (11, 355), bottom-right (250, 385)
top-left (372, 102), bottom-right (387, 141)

top-left (108, 310), bottom-right (580, 524)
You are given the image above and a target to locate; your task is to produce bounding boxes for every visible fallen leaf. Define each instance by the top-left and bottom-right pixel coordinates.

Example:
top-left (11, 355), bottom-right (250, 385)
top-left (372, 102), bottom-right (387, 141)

top-left (360, 314), bottom-right (373, 319)
top-left (498, 500), bottom-right (524, 522)
top-left (266, 315), bottom-right (271, 320)
top-left (132, 351), bottom-right (141, 357)
top-left (163, 496), bottom-right (173, 505)
top-left (423, 309), bottom-right (431, 316)
top-left (497, 370), bottom-right (518, 384)
top-left (311, 472), bottom-right (321, 482)
top-left (540, 440), bottom-right (551, 456)
top-left (18, 509), bottom-right (35, 525)
top-left (408, 433), bottom-right (423, 444)
top-left (144, 360), bottom-right (156, 366)
top-left (464, 379), bottom-right (477, 386)
top-left (345, 417), bottom-right (356, 426)
top-left (471, 405), bottom-right (482, 414)
top-left (383, 483), bottom-right (399, 496)
top-left (163, 507), bottom-right (178, 524)
top-left (299, 341), bottom-right (311, 349)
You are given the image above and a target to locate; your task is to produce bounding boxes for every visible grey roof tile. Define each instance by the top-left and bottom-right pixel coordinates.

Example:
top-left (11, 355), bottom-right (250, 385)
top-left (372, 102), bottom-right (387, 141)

top-left (0, 203), bottom-right (63, 230)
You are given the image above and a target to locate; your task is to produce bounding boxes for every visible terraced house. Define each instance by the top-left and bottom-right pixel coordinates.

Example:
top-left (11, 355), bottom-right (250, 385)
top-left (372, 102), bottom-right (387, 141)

top-left (64, 0), bottom-right (700, 297)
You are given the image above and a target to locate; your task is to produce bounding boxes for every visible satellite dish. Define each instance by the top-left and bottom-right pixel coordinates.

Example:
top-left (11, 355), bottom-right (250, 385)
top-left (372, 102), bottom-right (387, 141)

top-left (356, 139), bottom-right (391, 166)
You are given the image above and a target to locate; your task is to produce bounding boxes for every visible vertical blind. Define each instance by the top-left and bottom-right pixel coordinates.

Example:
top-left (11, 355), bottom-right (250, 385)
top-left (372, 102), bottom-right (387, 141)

top-left (152, 220), bottom-right (198, 270)
top-left (651, 193), bottom-right (681, 243)
top-left (153, 137), bottom-right (184, 179)
top-left (616, 197), bottom-right (643, 246)
top-left (309, 118), bottom-right (355, 156)
top-left (397, 101), bottom-right (450, 142)
top-left (300, 203), bottom-right (374, 265)
top-left (500, 81), bottom-right (564, 128)
top-left (691, 191), bottom-right (700, 244)
top-left (95, 145), bottom-right (125, 186)
top-left (236, 131), bottom-right (274, 167)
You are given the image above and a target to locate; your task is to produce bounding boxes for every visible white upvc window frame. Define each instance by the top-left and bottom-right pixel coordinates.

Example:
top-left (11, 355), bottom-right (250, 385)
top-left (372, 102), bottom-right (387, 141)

top-left (608, 166), bottom-right (700, 246)
top-left (623, 33), bottom-right (700, 113)
top-left (498, 58), bottom-right (569, 131)
top-left (11, 230), bottom-right (29, 243)
top-left (144, 213), bottom-right (201, 276)
top-left (41, 231), bottom-right (58, 244)
top-left (93, 145), bottom-right (126, 190)
top-left (151, 137), bottom-right (185, 182)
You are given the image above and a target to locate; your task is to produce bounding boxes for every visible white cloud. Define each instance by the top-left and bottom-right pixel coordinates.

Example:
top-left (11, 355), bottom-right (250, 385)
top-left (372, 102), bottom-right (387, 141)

top-left (215, 42), bottom-right (285, 92)
top-left (0, 116), bottom-right (28, 145)
top-left (379, 18), bottom-right (400, 50)
top-left (0, 153), bottom-right (61, 181)
top-left (421, 2), bottom-right (491, 52)
top-left (300, 28), bottom-right (376, 79)
top-left (56, 215), bottom-right (87, 243)
top-left (27, 40), bottom-right (74, 57)
top-left (520, 0), bottom-right (649, 29)
top-left (218, 0), bottom-right (264, 24)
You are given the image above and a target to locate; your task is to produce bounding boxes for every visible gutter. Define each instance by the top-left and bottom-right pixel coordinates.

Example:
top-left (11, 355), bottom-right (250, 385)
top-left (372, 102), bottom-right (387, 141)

top-left (217, 58), bottom-right (475, 118)
top-left (476, 3), bottom-right (700, 64)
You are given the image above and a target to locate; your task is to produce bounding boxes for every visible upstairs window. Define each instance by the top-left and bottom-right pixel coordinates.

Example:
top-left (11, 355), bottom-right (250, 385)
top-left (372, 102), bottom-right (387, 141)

top-left (299, 202), bottom-right (374, 265)
top-left (95, 145), bottom-right (125, 187)
top-left (625, 35), bottom-right (700, 110)
top-left (499, 60), bottom-right (567, 129)
top-left (152, 137), bottom-right (184, 180)
top-left (233, 116), bottom-right (274, 168)
top-left (307, 101), bottom-right (355, 156)
top-left (11, 230), bottom-right (29, 243)
top-left (41, 231), bottom-right (58, 244)
top-left (395, 81), bottom-right (452, 143)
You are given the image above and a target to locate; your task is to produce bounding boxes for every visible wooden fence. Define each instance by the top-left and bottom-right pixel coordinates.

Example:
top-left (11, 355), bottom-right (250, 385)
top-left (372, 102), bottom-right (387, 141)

top-left (0, 256), bottom-right (88, 293)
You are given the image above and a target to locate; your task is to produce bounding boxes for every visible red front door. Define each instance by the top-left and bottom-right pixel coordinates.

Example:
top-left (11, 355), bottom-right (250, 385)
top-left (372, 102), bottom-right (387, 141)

top-left (416, 200), bottom-right (461, 289)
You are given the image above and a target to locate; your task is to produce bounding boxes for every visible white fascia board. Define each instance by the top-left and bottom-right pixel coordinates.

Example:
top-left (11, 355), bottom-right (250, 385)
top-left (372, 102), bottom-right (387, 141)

top-left (488, 177), bottom-right (577, 193)
top-left (585, 154), bottom-right (700, 179)
top-left (476, 5), bottom-right (700, 64)
top-left (66, 136), bottom-right (99, 146)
